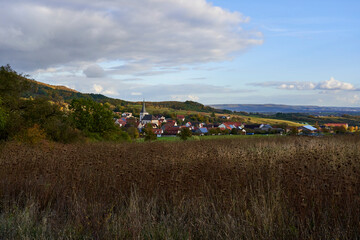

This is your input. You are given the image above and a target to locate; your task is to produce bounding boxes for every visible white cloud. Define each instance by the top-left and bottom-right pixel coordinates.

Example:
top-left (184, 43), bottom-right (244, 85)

top-left (278, 82), bottom-right (316, 90)
top-left (0, 0), bottom-right (262, 73)
top-left (317, 77), bottom-right (355, 90)
top-left (171, 95), bottom-right (200, 102)
top-left (83, 64), bottom-right (105, 78)
top-left (252, 77), bottom-right (357, 92)
top-left (93, 84), bottom-right (103, 93)
top-left (131, 92), bottom-right (142, 96)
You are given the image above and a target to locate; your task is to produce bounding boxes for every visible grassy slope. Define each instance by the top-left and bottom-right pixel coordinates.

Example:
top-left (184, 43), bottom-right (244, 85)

top-left (242, 115), bottom-right (302, 126)
top-left (216, 113), bottom-right (302, 126)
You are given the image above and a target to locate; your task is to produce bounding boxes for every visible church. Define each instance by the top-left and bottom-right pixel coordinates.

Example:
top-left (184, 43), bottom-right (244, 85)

top-left (139, 100), bottom-right (158, 126)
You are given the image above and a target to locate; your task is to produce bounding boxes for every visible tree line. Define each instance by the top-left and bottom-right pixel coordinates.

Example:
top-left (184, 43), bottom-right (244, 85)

top-left (0, 65), bottom-right (130, 144)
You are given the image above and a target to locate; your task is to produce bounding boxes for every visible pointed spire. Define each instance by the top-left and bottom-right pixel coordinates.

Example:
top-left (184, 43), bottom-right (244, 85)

top-left (141, 99), bottom-right (146, 113)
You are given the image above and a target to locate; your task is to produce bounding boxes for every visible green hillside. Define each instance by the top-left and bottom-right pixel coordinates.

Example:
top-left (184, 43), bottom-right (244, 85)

top-left (20, 75), bottom-right (229, 114)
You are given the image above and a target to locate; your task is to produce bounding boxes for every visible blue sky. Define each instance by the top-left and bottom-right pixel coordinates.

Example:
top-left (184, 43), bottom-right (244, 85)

top-left (1, 0), bottom-right (359, 106)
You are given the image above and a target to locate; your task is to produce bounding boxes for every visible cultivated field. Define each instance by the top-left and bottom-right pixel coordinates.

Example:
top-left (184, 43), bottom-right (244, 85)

top-left (1, 136), bottom-right (360, 239)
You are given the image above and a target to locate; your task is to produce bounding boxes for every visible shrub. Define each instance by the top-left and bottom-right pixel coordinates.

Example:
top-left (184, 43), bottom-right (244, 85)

top-left (43, 116), bottom-right (82, 143)
top-left (14, 124), bottom-right (47, 144)
top-left (178, 127), bottom-right (192, 140)
top-left (143, 126), bottom-right (157, 141)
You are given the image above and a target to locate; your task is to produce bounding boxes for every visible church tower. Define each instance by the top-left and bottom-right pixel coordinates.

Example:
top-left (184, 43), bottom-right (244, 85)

top-left (139, 99), bottom-right (148, 121)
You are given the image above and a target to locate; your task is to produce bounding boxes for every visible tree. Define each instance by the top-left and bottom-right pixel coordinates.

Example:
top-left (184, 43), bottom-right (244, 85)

top-left (126, 126), bottom-right (140, 139)
top-left (314, 121), bottom-right (320, 132)
top-left (69, 98), bottom-right (116, 134)
top-left (230, 128), bottom-right (239, 135)
top-left (143, 124), bottom-right (157, 141)
top-left (178, 127), bottom-right (192, 141)
top-left (289, 126), bottom-right (299, 135)
top-left (0, 101), bottom-right (7, 135)
top-left (0, 65), bottom-right (31, 109)
top-left (334, 126), bottom-right (347, 134)
top-left (209, 128), bottom-right (221, 135)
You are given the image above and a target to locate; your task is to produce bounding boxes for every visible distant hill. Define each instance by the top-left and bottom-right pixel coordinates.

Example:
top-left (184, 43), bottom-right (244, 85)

top-left (22, 78), bottom-right (226, 114)
top-left (210, 104), bottom-right (360, 115)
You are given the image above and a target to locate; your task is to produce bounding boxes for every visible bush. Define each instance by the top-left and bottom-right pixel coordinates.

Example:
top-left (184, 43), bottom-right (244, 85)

top-left (43, 116), bottom-right (82, 143)
top-left (14, 124), bottom-right (47, 145)
top-left (0, 104), bottom-right (7, 136)
top-left (102, 129), bottom-right (131, 142)
top-left (143, 127), bottom-right (157, 141)
top-left (178, 127), bottom-right (192, 141)
top-left (126, 126), bottom-right (140, 139)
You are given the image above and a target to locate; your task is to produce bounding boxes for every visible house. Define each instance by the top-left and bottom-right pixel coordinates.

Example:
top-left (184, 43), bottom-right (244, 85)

top-left (219, 123), bottom-right (233, 130)
top-left (195, 127), bottom-right (208, 135)
top-left (298, 125), bottom-right (317, 134)
top-left (220, 115), bottom-right (231, 120)
top-left (177, 115), bottom-right (185, 122)
top-left (259, 124), bottom-right (273, 131)
top-left (157, 115), bottom-right (167, 124)
top-left (152, 128), bottom-right (163, 137)
top-left (164, 126), bottom-right (181, 136)
top-left (166, 120), bottom-right (177, 126)
top-left (205, 123), bottom-right (220, 129)
top-left (224, 122), bottom-right (243, 128)
top-left (137, 122), bottom-right (144, 130)
top-left (271, 128), bottom-right (285, 135)
top-left (115, 118), bottom-right (127, 127)
top-left (244, 124), bottom-right (261, 129)
top-left (121, 112), bottom-right (133, 118)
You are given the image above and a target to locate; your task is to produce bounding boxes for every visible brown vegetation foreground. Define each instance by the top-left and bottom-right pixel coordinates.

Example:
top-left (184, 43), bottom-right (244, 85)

top-left (1, 136), bottom-right (360, 239)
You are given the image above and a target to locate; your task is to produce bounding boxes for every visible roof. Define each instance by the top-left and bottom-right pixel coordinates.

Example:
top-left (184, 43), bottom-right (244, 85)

top-left (198, 127), bottom-right (208, 133)
top-left (244, 124), bottom-right (261, 129)
top-left (152, 129), bottom-right (163, 134)
top-left (224, 122), bottom-right (242, 127)
top-left (142, 115), bottom-right (157, 121)
top-left (164, 126), bottom-right (180, 134)
top-left (302, 125), bottom-right (317, 131)
top-left (260, 124), bottom-right (272, 128)
top-left (219, 124), bottom-right (232, 130)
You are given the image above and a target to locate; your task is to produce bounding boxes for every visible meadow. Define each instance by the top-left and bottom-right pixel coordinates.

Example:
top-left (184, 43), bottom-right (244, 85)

top-left (0, 136), bottom-right (360, 239)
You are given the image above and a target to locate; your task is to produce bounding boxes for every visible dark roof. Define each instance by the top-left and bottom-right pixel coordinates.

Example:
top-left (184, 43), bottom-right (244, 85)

top-left (244, 124), bottom-right (261, 129)
top-left (142, 115), bottom-right (157, 121)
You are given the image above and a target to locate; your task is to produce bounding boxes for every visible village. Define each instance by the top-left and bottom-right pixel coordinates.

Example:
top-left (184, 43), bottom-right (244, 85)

top-left (114, 101), bottom-right (354, 139)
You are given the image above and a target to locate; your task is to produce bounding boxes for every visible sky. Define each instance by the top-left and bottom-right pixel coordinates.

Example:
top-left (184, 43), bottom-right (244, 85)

top-left (1, 0), bottom-right (359, 106)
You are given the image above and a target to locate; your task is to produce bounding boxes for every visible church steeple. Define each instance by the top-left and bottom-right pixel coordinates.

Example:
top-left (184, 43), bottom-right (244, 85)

top-left (139, 99), bottom-right (148, 121)
top-left (141, 99), bottom-right (146, 113)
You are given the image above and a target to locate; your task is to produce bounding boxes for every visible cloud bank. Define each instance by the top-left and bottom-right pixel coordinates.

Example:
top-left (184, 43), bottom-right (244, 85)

top-left (0, 0), bottom-right (262, 73)
top-left (253, 77), bottom-right (357, 91)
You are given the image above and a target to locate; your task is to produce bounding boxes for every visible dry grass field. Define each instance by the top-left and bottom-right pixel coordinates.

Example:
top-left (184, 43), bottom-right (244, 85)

top-left (1, 136), bottom-right (360, 239)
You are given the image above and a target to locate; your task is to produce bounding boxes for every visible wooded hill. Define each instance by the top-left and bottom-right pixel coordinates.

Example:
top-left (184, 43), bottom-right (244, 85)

top-left (22, 75), bottom-right (229, 114)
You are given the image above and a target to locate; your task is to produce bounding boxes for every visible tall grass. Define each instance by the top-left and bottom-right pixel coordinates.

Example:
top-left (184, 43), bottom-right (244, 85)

top-left (1, 136), bottom-right (360, 239)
